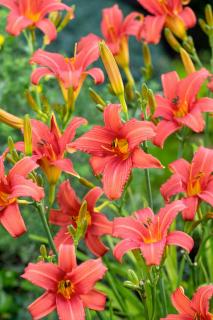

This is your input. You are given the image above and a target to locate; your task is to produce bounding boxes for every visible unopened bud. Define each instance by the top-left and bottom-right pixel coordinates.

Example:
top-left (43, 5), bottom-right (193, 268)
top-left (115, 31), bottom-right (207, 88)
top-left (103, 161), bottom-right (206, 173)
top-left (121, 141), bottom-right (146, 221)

top-left (89, 88), bottom-right (106, 107)
top-left (205, 4), bottom-right (213, 27)
top-left (166, 15), bottom-right (187, 40)
top-left (40, 245), bottom-right (47, 258)
top-left (128, 269), bottom-right (139, 285)
top-left (24, 115), bottom-right (32, 156)
top-left (199, 19), bottom-right (208, 34)
top-left (148, 89), bottom-right (157, 115)
top-left (57, 5), bottom-right (75, 32)
top-left (164, 28), bottom-right (181, 52)
top-left (142, 43), bottom-right (152, 67)
top-left (141, 83), bottom-right (149, 100)
top-left (25, 90), bottom-right (40, 112)
top-left (0, 108), bottom-right (23, 129)
top-left (180, 48), bottom-right (196, 74)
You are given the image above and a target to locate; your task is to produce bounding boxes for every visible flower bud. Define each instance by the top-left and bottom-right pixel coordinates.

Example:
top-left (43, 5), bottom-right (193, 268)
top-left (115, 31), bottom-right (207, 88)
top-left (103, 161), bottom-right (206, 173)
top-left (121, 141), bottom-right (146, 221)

top-left (0, 34), bottom-right (5, 48)
top-left (89, 88), bottom-right (106, 107)
top-left (24, 114), bottom-right (33, 156)
top-left (180, 48), bottom-right (196, 74)
top-left (0, 108), bottom-right (23, 129)
top-left (148, 89), bottom-right (157, 115)
top-left (57, 5), bottom-right (75, 32)
top-left (166, 15), bottom-right (187, 40)
top-left (164, 28), bottom-right (182, 52)
top-left (205, 4), bottom-right (213, 27)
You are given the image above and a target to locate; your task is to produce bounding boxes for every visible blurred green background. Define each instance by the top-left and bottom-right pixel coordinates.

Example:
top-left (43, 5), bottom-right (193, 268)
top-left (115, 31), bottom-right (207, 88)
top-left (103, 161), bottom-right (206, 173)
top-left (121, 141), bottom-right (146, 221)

top-left (0, 0), bottom-right (212, 319)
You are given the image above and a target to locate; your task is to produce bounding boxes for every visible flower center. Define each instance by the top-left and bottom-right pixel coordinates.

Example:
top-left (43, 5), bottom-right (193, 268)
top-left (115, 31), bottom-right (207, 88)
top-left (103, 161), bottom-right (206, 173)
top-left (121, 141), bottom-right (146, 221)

top-left (112, 138), bottom-right (129, 158)
top-left (172, 97), bottom-right (188, 118)
top-left (142, 217), bottom-right (162, 244)
top-left (73, 209), bottom-right (92, 226)
top-left (57, 280), bottom-right (75, 299)
top-left (37, 139), bottom-right (57, 162)
top-left (0, 191), bottom-right (16, 208)
top-left (187, 172), bottom-right (203, 196)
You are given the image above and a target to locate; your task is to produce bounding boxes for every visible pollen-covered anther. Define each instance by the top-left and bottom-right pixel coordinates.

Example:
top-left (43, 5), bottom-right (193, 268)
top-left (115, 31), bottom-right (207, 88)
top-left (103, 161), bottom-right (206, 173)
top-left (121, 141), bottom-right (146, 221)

top-left (57, 279), bottom-right (75, 299)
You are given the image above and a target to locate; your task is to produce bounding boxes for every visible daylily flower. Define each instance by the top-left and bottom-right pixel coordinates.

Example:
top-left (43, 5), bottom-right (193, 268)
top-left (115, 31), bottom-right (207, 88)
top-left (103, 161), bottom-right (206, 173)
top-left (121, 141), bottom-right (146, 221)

top-left (69, 104), bottom-right (163, 200)
top-left (0, 0), bottom-right (72, 43)
top-left (49, 181), bottom-right (112, 257)
top-left (0, 156), bottom-right (44, 237)
top-left (137, 0), bottom-right (196, 43)
top-left (161, 285), bottom-right (213, 320)
top-left (113, 201), bottom-right (193, 266)
top-left (78, 5), bottom-right (142, 83)
top-left (17, 114), bottom-right (86, 185)
top-left (153, 69), bottom-right (213, 148)
top-left (31, 43), bottom-right (104, 105)
top-left (161, 147), bottom-right (213, 220)
top-left (22, 244), bottom-right (107, 320)
top-left (208, 74), bottom-right (213, 92)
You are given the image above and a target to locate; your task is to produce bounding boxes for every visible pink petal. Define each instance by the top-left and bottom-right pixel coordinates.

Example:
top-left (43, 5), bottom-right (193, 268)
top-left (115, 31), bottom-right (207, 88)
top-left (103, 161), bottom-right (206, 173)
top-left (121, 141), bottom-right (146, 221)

top-left (83, 187), bottom-right (103, 212)
top-left (52, 158), bottom-right (78, 176)
top-left (169, 158), bottom-right (190, 184)
top-left (85, 68), bottom-right (104, 85)
top-left (122, 11), bottom-right (143, 36)
top-left (31, 67), bottom-right (55, 85)
top-left (154, 95), bottom-right (173, 120)
top-left (194, 97), bottom-right (213, 113)
top-left (10, 176), bottom-right (44, 201)
top-left (161, 71), bottom-right (180, 101)
top-left (90, 155), bottom-right (113, 175)
top-left (191, 285), bottom-right (213, 316)
top-left (101, 4), bottom-right (123, 43)
top-left (140, 238), bottom-right (167, 266)
top-left (28, 291), bottom-right (56, 320)
top-left (121, 119), bottom-right (156, 149)
top-left (132, 148), bottom-right (163, 169)
top-left (36, 19), bottom-right (57, 43)
top-left (179, 7), bottom-right (196, 29)
top-left (171, 287), bottom-right (194, 316)
top-left (39, 1), bottom-right (72, 18)
top-left (199, 180), bottom-right (213, 207)
top-left (0, 0), bottom-right (17, 10)
top-left (56, 294), bottom-right (85, 320)
top-left (49, 209), bottom-right (72, 226)
top-left (58, 244), bottom-right (76, 273)
top-left (162, 316), bottom-right (192, 319)
top-left (113, 239), bottom-right (140, 262)
top-left (0, 203), bottom-right (26, 237)
top-left (160, 174), bottom-right (184, 202)
top-left (103, 156), bottom-right (132, 200)
top-left (176, 108), bottom-right (205, 132)
top-left (61, 117), bottom-right (87, 152)
top-left (57, 180), bottom-right (80, 215)
top-left (54, 227), bottom-right (72, 250)
top-left (71, 258), bottom-right (107, 295)
top-left (134, 207), bottom-right (154, 222)
top-left (113, 217), bottom-right (144, 241)
top-left (191, 147), bottom-right (213, 177)
top-left (167, 231), bottom-right (194, 253)
top-left (138, 15), bottom-right (165, 44)
top-left (103, 104), bottom-right (122, 132)
top-left (177, 69), bottom-right (209, 105)
top-left (77, 33), bottom-right (100, 53)
top-left (81, 289), bottom-right (106, 311)
top-left (85, 233), bottom-right (109, 257)
top-left (154, 120), bottom-right (180, 148)
top-left (6, 12), bottom-right (32, 36)
top-left (182, 197), bottom-right (198, 220)
top-left (89, 212), bottom-right (112, 236)
top-left (22, 262), bottom-right (63, 291)
top-left (158, 200), bottom-right (186, 235)
top-left (69, 126), bottom-right (115, 156)
top-left (138, 0), bottom-right (164, 15)
top-left (8, 157), bottom-right (38, 180)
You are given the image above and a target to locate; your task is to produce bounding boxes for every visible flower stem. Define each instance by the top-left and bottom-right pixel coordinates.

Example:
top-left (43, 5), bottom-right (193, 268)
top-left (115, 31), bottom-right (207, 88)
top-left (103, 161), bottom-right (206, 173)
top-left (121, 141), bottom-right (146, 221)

top-left (36, 202), bottom-right (58, 258)
top-left (159, 276), bottom-right (167, 317)
top-left (143, 142), bottom-right (153, 209)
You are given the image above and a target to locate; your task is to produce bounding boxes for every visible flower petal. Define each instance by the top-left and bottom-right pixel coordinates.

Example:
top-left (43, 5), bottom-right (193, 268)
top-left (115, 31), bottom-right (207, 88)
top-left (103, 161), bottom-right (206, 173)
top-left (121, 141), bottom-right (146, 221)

top-left (161, 71), bottom-right (180, 101)
top-left (36, 19), bottom-right (57, 43)
top-left (39, 1), bottom-right (72, 17)
top-left (52, 159), bottom-right (78, 176)
top-left (199, 180), bottom-right (213, 207)
top-left (57, 180), bottom-right (80, 215)
top-left (171, 287), bottom-right (194, 316)
top-left (191, 285), bottom-right (213, 316)
top-left (194, 97), bottom-right (213, 113)
top-left (132, 148), bottom-right (163, 169)
top-left (58, 244), bottom-right (76, 273)
top-left (28, 291), bottom-right (56, 320)
top-left (0, 0), bottom-right (17, 10)
top-left (103, 104), bottom-right (122, 132)
top-left (191, 147), bottom-right (213, 177)
top-left (70, 258), bottom-right (107, 294)
top-left (85, 68), bottom-right (104, 85)
top-left (169, 158), bottom-right (190, 184)
top-left (31, 67), bottom-right (55, 85)
top-left (182, 197), bottom-right (198, 220)
top-left (54, 227), bottom-right (72, 250)
top-left (176, 108), bottom-right (205, 132)
top-left (0, 203), bottom-right (26, 237)
top-left (167, 231), bottom-right (194, 253)
top-left (10, 176), bottom-right (44, 201)
top-left (83, 187), bottom-right (103, 212)
top-left (49, 209), bottom-right (72, 226)
top-left (179, 7), bottom-right (196, 29)
top-left (81, 289), bottom-right (106, 311)
top-left (140, 238), bottom-right (167, 266)
top-left (113, 239), bottom-right (140, 262)
top-left (22, 262), bottom-right (63, 291)
top-left (61, 117), bottom-right (87, 152)
top-left (85, 233), bottom-right (109, 257)
top-left (90, 155), bottom-right (113, 175)
top-left (154, 120), bottom-right (180, 148)
top-left (154, 95), bottom-right (173, 120)
top-left (6, 12), bottom-right (32, 36)
top-left (89, 212), bottom-right (112, 236)
top-left (56, 294), bottom-right (85, 320)
top-left (138, 0), bottom-right (164, 15)
top-left (113, 217), bottom-right (144, 241)
top-left (8, 157), bottom-right (38, 180)
top-left (103, 156), bottom-right (132, 200)
top-left (138, 15), bottom-right (165, 44)
top-left (160, 174), bottom-right (184, 202)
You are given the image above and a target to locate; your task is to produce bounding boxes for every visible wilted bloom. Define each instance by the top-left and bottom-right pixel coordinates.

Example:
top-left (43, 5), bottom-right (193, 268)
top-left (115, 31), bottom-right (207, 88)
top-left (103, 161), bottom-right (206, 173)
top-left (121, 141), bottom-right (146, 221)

top-left (0, 0), bottom-right (72, 43)
top-left (31, 44), bottom-right (104, 104)
top-left (161, 285), bottom-right (213, 320)
top-left (137, 0), bottom-right (196, 43)
top-left (69, 104), bottom-right (163, 200)
top-left (153, 69), bottom-right (213, 148)
top-left (17, 114), bottom-right (86, 185)
top-left (50, 181), bottom-right (112, 256)
top-left (113, 201), bottom-right (193, 266)
top-left (22, 244), bottom-right (107, 320)
top-left (161, 147), bottom-right (213, 220)
top-left (0, 156), bottom-right (44, 237)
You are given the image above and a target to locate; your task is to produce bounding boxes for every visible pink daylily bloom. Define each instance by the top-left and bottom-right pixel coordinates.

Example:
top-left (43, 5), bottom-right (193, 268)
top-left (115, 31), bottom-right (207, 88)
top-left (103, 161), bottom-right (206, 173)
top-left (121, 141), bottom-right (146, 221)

top-left (161, 147), bottom-right (213, 220)
top-left (31, 43), bottom-right (104, 102)
top-left (22, 244), bottom-right (107, 320)
top-left (17, 114), bottom-right (87, 185)
top-left (0, 0), bottom-right (72, 43)
top-left (113, 200), bottom-right (194, 266)
top-left (153, 69), bottom-right (213, 148)
top-left (68, 104), bottom-right (163, 200)
top-left (137, 0), bottom-right (196, 43)
top-left (0, 156), bottom-right (44, 237)
top-left (49, 180), bottom-right (112, 257)
top-left (78, 5), bottom-right (142, 68)
top-left (161, 285), bottom-right (213, 320)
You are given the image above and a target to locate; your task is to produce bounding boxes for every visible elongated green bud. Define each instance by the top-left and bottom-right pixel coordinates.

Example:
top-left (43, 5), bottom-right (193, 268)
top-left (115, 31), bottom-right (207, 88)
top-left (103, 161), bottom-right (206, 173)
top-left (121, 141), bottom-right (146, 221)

top-left (24, 115), bottom-right (32, 156)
